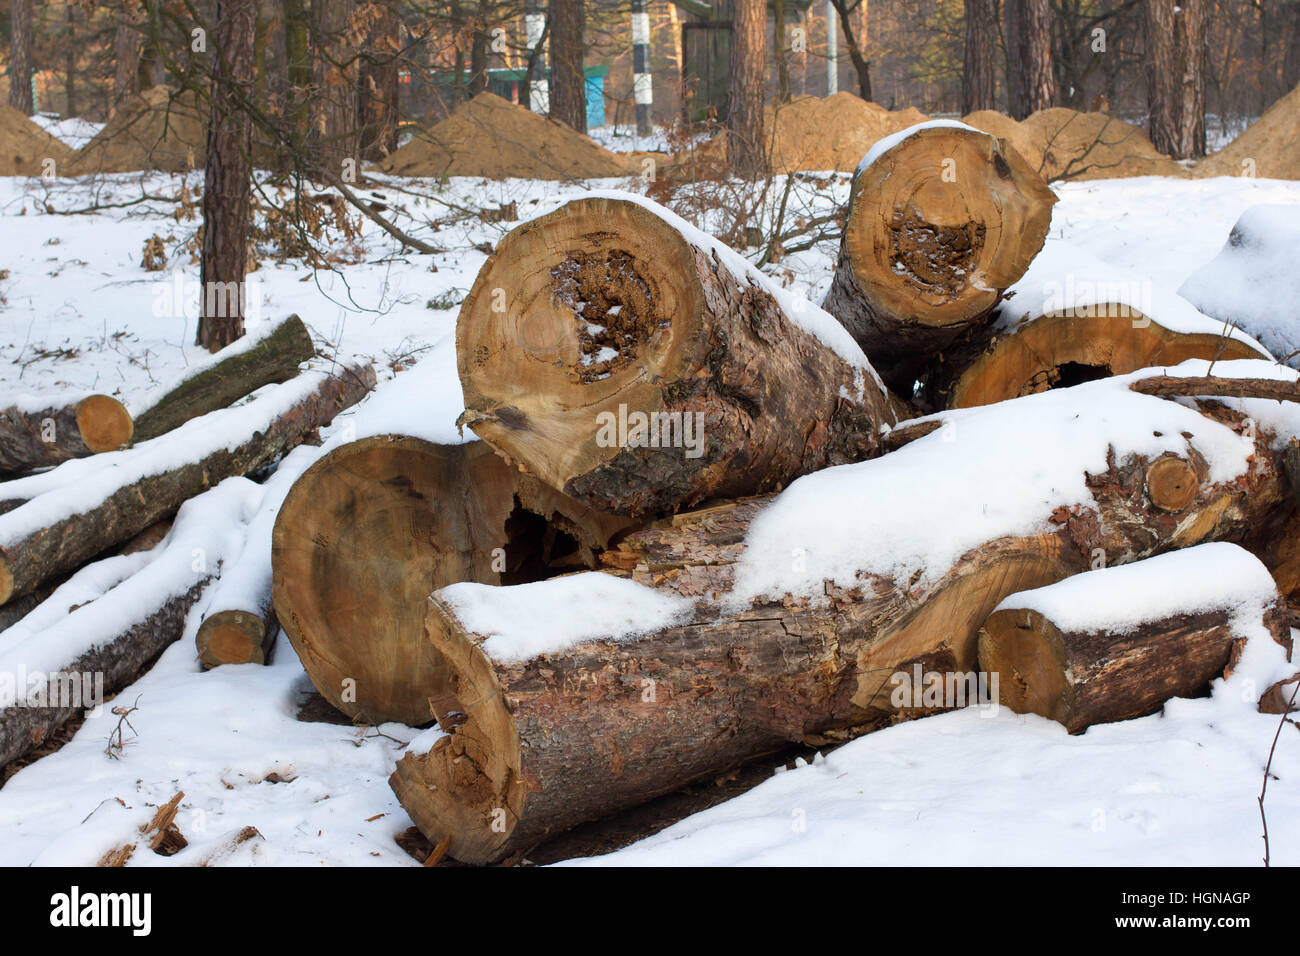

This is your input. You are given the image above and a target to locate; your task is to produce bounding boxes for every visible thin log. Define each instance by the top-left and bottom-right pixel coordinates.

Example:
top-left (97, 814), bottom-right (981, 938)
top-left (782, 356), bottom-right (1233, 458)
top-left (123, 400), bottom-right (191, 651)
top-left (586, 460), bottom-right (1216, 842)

top-left (0, 395), bottom-right (133, 476)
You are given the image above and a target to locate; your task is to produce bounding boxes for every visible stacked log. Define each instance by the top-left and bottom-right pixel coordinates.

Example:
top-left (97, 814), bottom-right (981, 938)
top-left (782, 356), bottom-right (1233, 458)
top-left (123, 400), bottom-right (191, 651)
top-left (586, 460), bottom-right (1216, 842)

top-left (0, 394), bottom-right (133, 476)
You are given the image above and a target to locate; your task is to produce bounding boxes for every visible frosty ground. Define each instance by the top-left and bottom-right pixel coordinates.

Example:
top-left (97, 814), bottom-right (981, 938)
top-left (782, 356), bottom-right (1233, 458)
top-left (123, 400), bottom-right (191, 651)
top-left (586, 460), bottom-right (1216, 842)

top-left (1, 151), bottom-right (1298, 866)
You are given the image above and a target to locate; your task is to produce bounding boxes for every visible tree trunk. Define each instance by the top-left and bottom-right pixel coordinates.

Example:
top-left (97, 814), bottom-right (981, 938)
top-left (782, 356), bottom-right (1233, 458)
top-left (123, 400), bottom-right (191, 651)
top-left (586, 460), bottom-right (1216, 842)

top-left (392, 404), bottom-right (1291, 863)
top-left (1007, 0), bottom-right (1053, 119)
top-left (0, 365), bottom-right (375, 608)
top-left (727, 0), bottom-right (767, 175)
top-left (8, 0), bottom-right (33, 114)
top-left (962, 0), bottom-right (998, 114)
top-left (113, 1), bottom-right (144, 108)
top-left (980, 545), bottom-right (1290, 734)
top-left (1144, 0), bottom-right (1207, 159)
top-left (457, 196), bottom-right (898, 518)
top-left (197, 0), bottom-right (257, 352)
top-left (548, 0), bottom-right (586, 132)
top-left (1285, 0), bottom-right (1300, 92)
top-left (272, 436), bottom-right (634, 726)
top-left (820, 125), bottom-right (1056, 396)
top-left (832, 0), bottom-right (873, 101)
top-left (133, 314), bottom-right (315, 442)
top-left (282, 0), bottom-right (312, 151)
top-left (311, 0), bottom-right (359, 167)
top-left (0, 396), bottom-right (134, 476)
top-left (923, 305), bottom-right (1267, 411)
top-left (358, 0), bottom-right (401, 160)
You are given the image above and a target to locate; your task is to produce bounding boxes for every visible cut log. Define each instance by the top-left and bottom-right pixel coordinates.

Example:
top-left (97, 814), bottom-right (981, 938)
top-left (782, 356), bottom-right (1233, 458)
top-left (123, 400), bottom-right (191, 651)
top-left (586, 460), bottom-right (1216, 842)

top-left (924, 306), bottom-right (1267, 409)
top-left (273, 436), bottom-right (636, 726)
top-left (0, 478), bottom-right (260, 769)
top-left (0, 364), bottom-right (374, 607)
top-left (821, 124), bottom-right (1056, 395)
top-left (456, 195), bottom-right (898, 517)
top-left (132, 314), bottom-right (316, 442)
top-left (0, 394), bottom-right (133, 476)
top-left (979, 543), bottom-right (1290, 733)
top-left (392, 403), bottom-right (1289, 863)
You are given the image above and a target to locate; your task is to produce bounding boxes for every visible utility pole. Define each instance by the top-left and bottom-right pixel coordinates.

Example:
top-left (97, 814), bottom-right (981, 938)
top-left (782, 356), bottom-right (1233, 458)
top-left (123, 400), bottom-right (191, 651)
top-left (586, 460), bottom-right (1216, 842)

top-left (826, 0), bottom-right (838, 95)
top-left (526, 1), bottom-right (549, 112)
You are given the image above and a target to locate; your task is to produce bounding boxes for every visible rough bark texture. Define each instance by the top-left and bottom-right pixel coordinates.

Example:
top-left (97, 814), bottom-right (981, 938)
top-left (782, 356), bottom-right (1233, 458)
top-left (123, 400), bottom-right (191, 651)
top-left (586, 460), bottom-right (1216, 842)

top-left (311, 0), bottom-right (359, 167)
top-left (821, 126), bottom-right (1056, 396)
top-left (981, 596), bottom-right (1290, 734)
top-left (458, 196), bottom-right (898, 518)
top-left (392, 404), bottom-right (1289, 863)
top-left (8, 0), bottom-right (33, 114)
top-left (358, 0), bottom-right (401, 160)
top-left (549, 0), bottom-right (586, 133)
top-left (1007, 0), bottom-right (1054, 120)
top-left (0, 396), bottom-right (134, 476)
top-left (962, 0), bottom-right (998, 114)
top-left (113, 0), bottom-right (144, 108)
top-left (198, 0), bottom-right (257, 351)
top-left (133, 314), bottom-right (315, 442)
top-left (0, 365), bottom-right (375, 608)
top-left (727, 0), bottom-right (767, 175)
top-left (922, 307), bottom-right (1267, 411)
top-left (273, 436), bottom-right (635, 726)
top-left (1144, 0), bottom-right (1208, 159)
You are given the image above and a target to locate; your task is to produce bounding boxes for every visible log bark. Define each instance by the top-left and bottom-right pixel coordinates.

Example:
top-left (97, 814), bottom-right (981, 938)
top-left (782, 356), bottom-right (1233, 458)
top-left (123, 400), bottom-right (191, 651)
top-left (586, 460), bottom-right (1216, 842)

top-left (392, 405), bottom-right (1289, 863)
top-left (273, 436), bottom-right (635, 726)
top-left (0, 395), bottom-right (134, 476)
top-left (980, 554), bottom-right (1290, 734)
top-left (133, 314), bottom-right (315, 442)
top-left (821, 125), bottom-right (1056, 396)
top-left (0, 365), bottom-right (374, 608)
top-left (458, 196), bottom-right (899, 518)
top-left (727, 0), bottom-right (768, 175)
top-left (962, 0), bottom-right (998, 115)
top-left (924, 306), bottom-right (1267, 410)
top-left (548, 0), bottom-right (586, 133)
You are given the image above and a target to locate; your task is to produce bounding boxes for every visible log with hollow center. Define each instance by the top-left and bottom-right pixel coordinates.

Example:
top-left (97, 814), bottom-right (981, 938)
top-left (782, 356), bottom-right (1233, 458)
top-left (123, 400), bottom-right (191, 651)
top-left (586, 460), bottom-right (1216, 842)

top-left (456, 195), bottom-right (898, 518)
top-left (272, 436), bottom-right (634, 726)
top-left (391, 403), bottom-right (1288, 863)
top-left (821, 126), bottom-right (1056, 395)
top-left (0, 395), bottom-right (134, 476)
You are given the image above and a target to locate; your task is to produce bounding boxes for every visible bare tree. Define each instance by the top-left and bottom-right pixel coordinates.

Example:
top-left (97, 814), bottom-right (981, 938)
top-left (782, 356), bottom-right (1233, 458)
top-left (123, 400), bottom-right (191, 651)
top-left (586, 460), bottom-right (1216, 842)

top-left (830, 0), bottom-right (874, 101)
top-left (728, 0), bottom-right (767, 175)
top-left (197, 0), bottom-right (257, 352)
top-left (9, 0), bottom-right (34, 115)
top-left (963, 0), bottom-right (998, 113)
top-left (1144, 0), bottom-right (1207, 158)
top-left (550, 0), bottom-right (586, 132)
top-left (1006, 0), bottom-right (1054, 118)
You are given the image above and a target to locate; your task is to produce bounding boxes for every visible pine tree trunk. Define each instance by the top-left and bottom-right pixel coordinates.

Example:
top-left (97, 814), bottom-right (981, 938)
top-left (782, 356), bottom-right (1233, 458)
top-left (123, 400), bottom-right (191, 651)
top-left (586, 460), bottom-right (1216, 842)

top-left (113, 1), bottom-right (144, 108)
top-left (282, 0), bottom-right (312, 151)
top-left (962, 0), bottom-right (998, 114)
top-left (197, 0), bottom-right (257, 352)
top-left (1144, 0), bottom-right (1207, 159)
top-left (8, 0), bottom-right (33, 114)
top-left (311, 0), bottom-right (359, 167)
top-left (1007, 0), bottom-right (1054, 119)
top-left (549, 0), bottom-right (586, 132)
top-left (727, 0), bottom-right (767, 175)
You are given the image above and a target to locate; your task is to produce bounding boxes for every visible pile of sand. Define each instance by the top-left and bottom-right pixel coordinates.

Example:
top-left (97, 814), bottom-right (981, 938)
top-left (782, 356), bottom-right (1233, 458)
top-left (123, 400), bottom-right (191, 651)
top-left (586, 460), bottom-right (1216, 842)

top-left (767, 92), bottom-right (930, 172)
top-left (1196, 83), bottom-right (1300, 180)
top-left (963, 107), bottom-right (1185, 181)
top-left (0, 106), bottom-right (75, 177)
top-left (378, 92), bottom-right (630, 180)
top-left (67, 86), bottom-right (207, 175)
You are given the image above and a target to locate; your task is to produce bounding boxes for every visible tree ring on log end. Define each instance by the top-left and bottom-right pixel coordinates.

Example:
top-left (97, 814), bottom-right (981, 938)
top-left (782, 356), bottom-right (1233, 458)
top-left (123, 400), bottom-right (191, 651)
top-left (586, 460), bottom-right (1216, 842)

top-left (76, 395), bottom-right (134, 453)
top-left (0, 558), bottom-right (13, 607)
top-left (198, 610), bottom-right (268, 666)
top-left (979, 608), bottom-right (1073, 724)
top-left (845, 127), bottom-right (1055, 329)
top-left (1146, 456), bottom-right (1201, 512)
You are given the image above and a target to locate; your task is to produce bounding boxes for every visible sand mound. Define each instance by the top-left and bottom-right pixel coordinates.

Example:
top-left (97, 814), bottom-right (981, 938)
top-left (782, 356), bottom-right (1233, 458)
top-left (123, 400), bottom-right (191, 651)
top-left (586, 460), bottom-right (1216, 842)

top-left (67, 86), bottom-right (207, 175)
top-left (1197, 84), bottom-right (1300, 180)
top-left (964, 107), bottom-right (1185, 181)
top-left (0, 106), bottom-right (75, 176)
top-left (378, 92), bottom-right (629, 180)
top-left (768, 93), bottom-right (930, 172)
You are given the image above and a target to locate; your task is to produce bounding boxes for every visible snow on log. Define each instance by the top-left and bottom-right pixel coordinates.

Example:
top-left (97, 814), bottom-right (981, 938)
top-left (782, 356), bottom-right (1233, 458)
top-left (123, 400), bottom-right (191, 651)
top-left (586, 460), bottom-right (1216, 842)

top-left (0, 363), bottom-right (375, 607)
top-left (821, 123), bottom-right (1056, 395)
top-left (979, 543), bottom-right (1290, 734)
top-left (392, 370), bottom-right (1294, 863)
top-left (0, 478), bottom-right (259, 768)
top-left (456, 193), bottom-right (898, 518)
top-left (272, 436), bottom-right (635, 726)
top-left (0, 394), bottom-right (133, 476)
top-left (131, 314), bottom-right (316, 442)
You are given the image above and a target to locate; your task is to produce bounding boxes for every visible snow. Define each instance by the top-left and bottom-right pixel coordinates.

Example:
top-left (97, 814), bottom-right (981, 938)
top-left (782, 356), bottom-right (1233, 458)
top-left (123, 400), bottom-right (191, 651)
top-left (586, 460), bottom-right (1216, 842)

top-left (855, 119), bottom-right (978, 177)
top-left (30, 114), bottom-right (105, 150)
top-left (992, 542), bottom-right (1280, 635)
top-left (438, 573), bottom-right (693, 663)
top-left (1178, 204), bottom-right (1300, 367)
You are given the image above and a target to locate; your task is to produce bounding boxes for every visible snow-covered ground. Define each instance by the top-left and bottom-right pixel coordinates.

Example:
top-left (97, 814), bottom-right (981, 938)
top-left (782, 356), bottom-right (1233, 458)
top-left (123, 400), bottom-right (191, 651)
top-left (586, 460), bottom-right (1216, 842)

top-left (30, 113), bottom-right (106, 150)
top-left (1, 162), bottom-right (1299, 866)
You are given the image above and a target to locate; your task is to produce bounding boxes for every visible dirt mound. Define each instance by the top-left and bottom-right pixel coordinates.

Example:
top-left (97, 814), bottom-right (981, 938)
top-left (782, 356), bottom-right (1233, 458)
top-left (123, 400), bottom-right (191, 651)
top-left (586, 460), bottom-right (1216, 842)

top-left (768, 93), bottom-right (930, 172)
top-left (67, 86), bottom-right (207, 175)
top-left (964, 107), bottom-right (1185, 181)
top-left (378, 92), bottom-right (630, 180)
top-left (1196, 83), bottom-right (1300, 180)
top-left (0, 106), bottom-right (75, 176)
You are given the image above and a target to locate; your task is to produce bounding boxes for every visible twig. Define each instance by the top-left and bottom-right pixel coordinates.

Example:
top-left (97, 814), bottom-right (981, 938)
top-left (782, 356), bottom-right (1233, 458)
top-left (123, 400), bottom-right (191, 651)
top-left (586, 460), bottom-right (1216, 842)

top-left (1259, 678), bottom-right (1300, 866)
